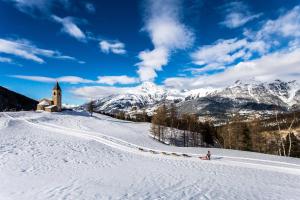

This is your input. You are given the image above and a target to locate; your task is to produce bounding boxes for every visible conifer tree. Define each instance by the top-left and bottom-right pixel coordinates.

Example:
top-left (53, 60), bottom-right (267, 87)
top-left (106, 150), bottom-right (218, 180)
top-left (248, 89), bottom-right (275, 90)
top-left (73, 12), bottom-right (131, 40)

top-left (87, 100), bottom-right (95, 117)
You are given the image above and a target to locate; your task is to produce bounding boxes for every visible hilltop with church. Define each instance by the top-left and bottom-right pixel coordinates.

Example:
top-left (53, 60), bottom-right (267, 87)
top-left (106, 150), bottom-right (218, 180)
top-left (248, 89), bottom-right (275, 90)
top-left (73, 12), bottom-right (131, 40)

top-left (37, 82), bottom-right (62, 112)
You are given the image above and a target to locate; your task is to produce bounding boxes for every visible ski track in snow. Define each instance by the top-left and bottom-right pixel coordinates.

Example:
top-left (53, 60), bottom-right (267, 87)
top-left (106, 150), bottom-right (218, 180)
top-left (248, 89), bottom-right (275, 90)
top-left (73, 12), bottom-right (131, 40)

top-left (0, 111), bottom-right (300, 200)
top-left (0, 113), bottom-right (10, 130)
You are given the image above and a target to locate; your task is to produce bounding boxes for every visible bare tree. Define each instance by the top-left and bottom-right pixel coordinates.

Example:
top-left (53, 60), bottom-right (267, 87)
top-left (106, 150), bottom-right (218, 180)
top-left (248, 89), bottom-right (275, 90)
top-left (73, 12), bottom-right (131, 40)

top-left (275, 111), bottom-right (286, 156)
top-left (287, 112), bottom-right (296, 157)
top-left (169, 104), bottom-right (178, 145)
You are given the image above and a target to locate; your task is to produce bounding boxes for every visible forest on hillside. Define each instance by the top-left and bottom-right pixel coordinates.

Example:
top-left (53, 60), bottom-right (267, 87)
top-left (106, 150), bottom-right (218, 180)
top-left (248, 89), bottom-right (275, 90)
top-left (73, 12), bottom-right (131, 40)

top-left (150, 106), bottom-right (300, 158)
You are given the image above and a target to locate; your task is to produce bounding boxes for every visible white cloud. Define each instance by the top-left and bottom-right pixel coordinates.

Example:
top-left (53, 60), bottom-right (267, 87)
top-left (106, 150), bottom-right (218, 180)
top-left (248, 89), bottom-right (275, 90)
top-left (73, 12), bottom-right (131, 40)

top-left (136, 47), bottom-right (169, 81)
top-left (289, 38), bottom-right (300, 50)
top-left (99, 40), bottom-right (126, 55)
top-left (256, 6), bottom-right (300, 40)
top-left (220, 1), bottom-right (262, 29)
top-left (78, 60), bottom-right (86, 64)
top-left (11, 74), bottom-right (139, 86)
top-left (0, 38), bottom-right (44, 63)
top-left (136, 0), bottom-right (194, 82)
top-left (72, 86), bottom-right (127, 99)
top-left (11, 75), bottom-right (94, 84)
top-left (165, 48), bottom-right (300, 89)
top-left (145, 13), bottom-right (194, 49)
top-left (58, 76), bottom-right (94, 84)
top-left (240, 5), bottom-right (300, 55)
top-left (85, 3), bottom-right (95, 14)
top-left (192, 38), bottom-right (246, 65)
top-left (0, 38), bottom-right (83, 64)
top-left (0, 56), bottom-right (13, 63)
top-left (52, 15), bottom-right (86, 41)
top-left (221, 13), bottom-right (261, 29)
top-left (5, 0), bottom-right (70, 16)
top-left (0, 56), bottom-right (21, 66)
top-left (71, 83), bottom-right (150, 99)
top-left (11, 75), bottom-right (55, 82)
top-left (97, 75), bottom-right (139, 85)
top-left (190, 38), bottom-right (267, 73)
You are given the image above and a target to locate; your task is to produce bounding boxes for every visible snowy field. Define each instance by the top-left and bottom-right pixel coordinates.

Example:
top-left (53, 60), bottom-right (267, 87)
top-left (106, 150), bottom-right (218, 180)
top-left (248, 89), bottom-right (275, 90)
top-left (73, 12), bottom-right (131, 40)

top-left (0, 111), bottom-right (300, 200)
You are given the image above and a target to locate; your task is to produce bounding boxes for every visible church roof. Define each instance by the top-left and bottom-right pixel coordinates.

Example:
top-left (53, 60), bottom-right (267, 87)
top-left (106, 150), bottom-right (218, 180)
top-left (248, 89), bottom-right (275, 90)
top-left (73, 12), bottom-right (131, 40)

top-left (45, 105), bottom-right (57, 109)
top-left (38, 99), bottom-right (51, 106)
top-left (53, 81), bottom-right (61, 91)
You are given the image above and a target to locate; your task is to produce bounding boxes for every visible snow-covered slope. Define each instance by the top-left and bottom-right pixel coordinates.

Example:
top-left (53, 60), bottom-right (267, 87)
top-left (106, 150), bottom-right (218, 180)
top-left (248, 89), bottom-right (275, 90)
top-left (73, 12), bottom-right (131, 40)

top-left (0, 111), bottom-right (300, 199)
top-left (84, 80), bottom-right (300, 120)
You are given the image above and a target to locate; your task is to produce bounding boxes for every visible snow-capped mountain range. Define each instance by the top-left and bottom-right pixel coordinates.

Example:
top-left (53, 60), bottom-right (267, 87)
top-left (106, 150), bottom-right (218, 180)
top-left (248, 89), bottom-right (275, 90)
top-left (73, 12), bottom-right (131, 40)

top-left (86, 79), bottom-right (300, 120)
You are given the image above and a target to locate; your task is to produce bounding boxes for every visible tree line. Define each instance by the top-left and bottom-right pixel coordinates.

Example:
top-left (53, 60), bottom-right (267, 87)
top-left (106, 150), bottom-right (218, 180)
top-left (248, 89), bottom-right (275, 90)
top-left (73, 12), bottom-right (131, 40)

top-left (216, 112), bottom-right (300, 158)
top-left (150, 104), bottom-right (217, 147)
top-left (149, 106), bottom-right (300, 157)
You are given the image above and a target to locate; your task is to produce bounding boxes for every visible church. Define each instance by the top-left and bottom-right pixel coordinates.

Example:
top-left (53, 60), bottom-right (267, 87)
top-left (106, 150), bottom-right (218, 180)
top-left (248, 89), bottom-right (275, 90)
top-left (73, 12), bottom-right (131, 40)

top-left (37, 82), bottom-right (62, 112)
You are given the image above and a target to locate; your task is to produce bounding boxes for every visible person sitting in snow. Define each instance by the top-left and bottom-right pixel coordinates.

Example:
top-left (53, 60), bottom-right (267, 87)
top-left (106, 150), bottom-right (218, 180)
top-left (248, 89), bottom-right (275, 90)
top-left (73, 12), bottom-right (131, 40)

top-left (200, 150), bottom-right (211, 160)
top-left (206, 150), bottom-right (211, 160)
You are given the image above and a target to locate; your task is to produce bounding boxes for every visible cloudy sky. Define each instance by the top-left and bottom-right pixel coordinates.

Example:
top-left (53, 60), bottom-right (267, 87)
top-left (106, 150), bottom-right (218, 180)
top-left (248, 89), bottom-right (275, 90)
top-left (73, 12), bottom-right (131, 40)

top-left (1, 0), bottom-right (300, 104)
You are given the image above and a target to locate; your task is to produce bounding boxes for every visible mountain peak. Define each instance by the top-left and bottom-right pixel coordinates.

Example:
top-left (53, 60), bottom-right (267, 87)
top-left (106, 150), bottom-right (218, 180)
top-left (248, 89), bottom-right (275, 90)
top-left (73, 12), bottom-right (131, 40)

top-left (140, 81), bottom-right (157, 88)
top-left (233, 78), bottom-right (261, 86)
top-left (138, 81), bottom-right (163, 92)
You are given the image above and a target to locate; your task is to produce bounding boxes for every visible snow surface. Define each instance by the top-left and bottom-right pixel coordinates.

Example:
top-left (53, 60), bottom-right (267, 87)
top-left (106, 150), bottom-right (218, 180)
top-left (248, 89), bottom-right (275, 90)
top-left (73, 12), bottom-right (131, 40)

top-left (0, 111), bottom-right (300, 200)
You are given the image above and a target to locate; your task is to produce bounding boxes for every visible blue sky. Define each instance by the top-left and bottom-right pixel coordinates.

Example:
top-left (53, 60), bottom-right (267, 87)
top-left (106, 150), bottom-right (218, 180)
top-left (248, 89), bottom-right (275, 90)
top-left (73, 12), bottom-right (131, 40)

top-left (1, 0), bottom-right (300, 105)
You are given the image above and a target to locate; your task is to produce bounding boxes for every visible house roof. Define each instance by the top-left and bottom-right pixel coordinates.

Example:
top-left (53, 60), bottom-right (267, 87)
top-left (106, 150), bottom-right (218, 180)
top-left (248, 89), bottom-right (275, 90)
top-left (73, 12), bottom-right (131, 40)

top-left (53, 81), bottom-right (61, 91)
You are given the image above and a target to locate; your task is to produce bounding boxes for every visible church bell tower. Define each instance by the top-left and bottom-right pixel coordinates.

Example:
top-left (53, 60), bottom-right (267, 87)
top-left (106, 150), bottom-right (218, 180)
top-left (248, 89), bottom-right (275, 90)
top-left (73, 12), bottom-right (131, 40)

top-left (52, 81), bottom-right (62, 111)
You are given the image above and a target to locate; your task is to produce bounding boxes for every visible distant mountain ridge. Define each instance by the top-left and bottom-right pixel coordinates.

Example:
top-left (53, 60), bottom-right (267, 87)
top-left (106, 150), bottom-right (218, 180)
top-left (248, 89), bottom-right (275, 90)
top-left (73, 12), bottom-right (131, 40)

top-left (81, 79), bottom-right (300, 121)
top-left (0, 86), bottom-right (38, 111)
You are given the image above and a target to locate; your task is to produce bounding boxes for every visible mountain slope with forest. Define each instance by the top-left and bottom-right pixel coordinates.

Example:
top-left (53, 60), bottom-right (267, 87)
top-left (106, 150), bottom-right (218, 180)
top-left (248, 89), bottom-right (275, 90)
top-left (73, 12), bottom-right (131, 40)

top-left (0, 86), bottom-right (38, 111)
